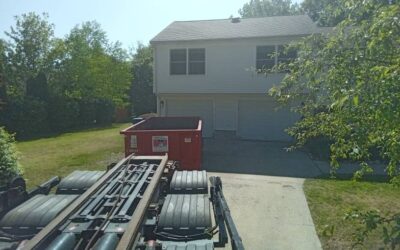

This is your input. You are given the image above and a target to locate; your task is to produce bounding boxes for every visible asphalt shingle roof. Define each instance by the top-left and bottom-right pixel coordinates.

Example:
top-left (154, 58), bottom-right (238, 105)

top-left (151, 15), bottom-right (321, 43)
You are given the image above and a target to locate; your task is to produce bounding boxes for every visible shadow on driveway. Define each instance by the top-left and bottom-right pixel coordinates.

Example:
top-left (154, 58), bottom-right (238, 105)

top-left (202, 136), bottom-right (323, 178)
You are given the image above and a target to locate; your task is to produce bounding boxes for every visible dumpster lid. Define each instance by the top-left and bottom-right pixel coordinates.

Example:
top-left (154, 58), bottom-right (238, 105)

top-left (120, 117), bottom-right (201, 133)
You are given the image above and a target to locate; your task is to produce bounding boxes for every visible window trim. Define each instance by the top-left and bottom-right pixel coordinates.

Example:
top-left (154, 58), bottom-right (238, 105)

top-left (188, 48), bottom-right (206, 75)
top-left (169, 48), bottom-right (206, 75)
top-left (170, 49), bottom-right (187, 75)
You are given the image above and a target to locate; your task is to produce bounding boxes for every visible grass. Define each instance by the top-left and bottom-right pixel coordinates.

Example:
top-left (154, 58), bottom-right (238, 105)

top-left (17, 123), bottom-right (129, 189)
top-left (304, 179), bottom-right (400, 249)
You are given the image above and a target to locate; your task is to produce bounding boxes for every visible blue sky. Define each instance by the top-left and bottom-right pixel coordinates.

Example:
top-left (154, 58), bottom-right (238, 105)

top-left (0, 0), bottom-right (303, 49)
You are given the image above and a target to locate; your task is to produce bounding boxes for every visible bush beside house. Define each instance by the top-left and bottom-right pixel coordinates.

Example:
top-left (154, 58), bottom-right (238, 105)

top-left (0, 127), bottom-right (21, 186)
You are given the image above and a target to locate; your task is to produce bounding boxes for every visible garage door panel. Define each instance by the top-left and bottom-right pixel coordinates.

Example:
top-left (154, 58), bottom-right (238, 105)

top-left (167, 99), bottom-right (214, 137)
top-left (238, 99), bottom-right (298, 141)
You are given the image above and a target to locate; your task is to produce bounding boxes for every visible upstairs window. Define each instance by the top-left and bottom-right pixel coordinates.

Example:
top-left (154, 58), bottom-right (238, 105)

top-left (188, 48), bottom-right (205, 75)
top-left (170, 49), bottom-right (187, 75)
top-left (256, 46), bottom-right (275, 71)
top-left (170, 48), bottom-right (205, 75)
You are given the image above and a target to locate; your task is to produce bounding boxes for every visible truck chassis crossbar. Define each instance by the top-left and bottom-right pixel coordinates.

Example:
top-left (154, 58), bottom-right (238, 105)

top-left (23, 155), bottom-right (168, 250)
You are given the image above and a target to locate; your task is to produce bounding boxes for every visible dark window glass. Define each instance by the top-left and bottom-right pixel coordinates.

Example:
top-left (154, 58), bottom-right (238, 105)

top-left (170, 62), bottom-right (187, 74)
top-left (189, 48), bottom-right (205, 61)
top-left (189, 48), bottom-right (205, 74)
top-left (189, 62), bottom-right (205, 75)
top-left (170, 49), bottom-right (187, 75)
top-left (256, 46), bottom-right (275, 70)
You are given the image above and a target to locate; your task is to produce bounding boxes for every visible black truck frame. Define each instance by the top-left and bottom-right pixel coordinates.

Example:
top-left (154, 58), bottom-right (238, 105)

top-left (0, 154), bottom-right (244, 250)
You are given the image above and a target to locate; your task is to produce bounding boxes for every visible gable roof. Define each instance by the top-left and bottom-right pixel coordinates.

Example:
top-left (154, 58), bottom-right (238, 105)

top-left (151, 15), bottom-right (322, 43)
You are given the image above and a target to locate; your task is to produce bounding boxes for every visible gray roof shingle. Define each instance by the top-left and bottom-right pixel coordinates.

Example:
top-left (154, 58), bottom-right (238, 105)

top-left (151, 15), bottom-right (321, 43)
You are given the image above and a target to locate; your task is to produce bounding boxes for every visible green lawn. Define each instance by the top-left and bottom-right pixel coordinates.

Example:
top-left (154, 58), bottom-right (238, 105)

top-left (304, 179), bottom-right (400, 249)
top-left (17, 123), bottom-right (129, 188)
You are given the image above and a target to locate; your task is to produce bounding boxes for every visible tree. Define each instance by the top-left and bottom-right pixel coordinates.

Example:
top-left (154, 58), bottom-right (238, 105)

top-left (269, 0), bottom-right (400, 184)
top-left (131, 43), bottom-right (156, 116)
top-left (0, 127), bottom-right (22, 186)
top-left (301, 0), bottom-right (346, 26)
top-left (1, 13), bottom-right (53, 137)
top-left (45, 21), bottom-right (131, 127)
top-left (53, 21), bottom-right (131, 106)
top-left (0, 40), bottom-right (6, 108)
top-left (1, 14), bottom-right (132, 137)
top-left (268, 1), bottom-right (399, 246)
top-left (239, 0), bottom-right (302, 18)
top-left (4, 12), bottom-right (54, 100)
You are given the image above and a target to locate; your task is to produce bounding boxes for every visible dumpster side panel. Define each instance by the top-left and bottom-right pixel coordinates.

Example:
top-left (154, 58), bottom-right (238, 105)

top-left (123, 130), bottom-right (201, 170)
top-left (179, 132), bottom-right (201, 170)
top-left (121, 117), bottom-right (202, 170)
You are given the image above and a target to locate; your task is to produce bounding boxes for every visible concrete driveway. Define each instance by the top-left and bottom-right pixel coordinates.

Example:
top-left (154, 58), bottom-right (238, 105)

top-left (204, 135), bottom-right (322, 249)
top-left (213, 172), bottom-right (322, 250)
top-left (203, 135), bottom-right (323, 178)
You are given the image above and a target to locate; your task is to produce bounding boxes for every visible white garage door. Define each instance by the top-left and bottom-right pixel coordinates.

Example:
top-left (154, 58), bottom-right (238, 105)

top-left (238, 99), bottom-right (298, 141)
top-left (166, 99), bottom-right (214, 137)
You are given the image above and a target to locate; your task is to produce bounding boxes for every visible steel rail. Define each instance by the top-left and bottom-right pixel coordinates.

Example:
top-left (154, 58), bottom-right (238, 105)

top-left (116, 155), bottom-right (168, 250)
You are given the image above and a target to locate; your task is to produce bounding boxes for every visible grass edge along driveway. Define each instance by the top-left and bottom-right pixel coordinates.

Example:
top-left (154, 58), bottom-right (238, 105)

top-left (304, 179), bottom-right (400, 249)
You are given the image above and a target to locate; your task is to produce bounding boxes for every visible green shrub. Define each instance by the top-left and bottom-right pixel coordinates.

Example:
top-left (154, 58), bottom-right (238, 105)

top-left (95, 99), bottom-right (115, 125)
top-left (78, 100), bottom-right (97, 126)
top-left (3, 97), bottom-right (49, 139)
top-left (304, 136), bottom-right (331, 160)
top-left (77, 99), bottom-right (115, 127)
top-left (0, 127), bottom-right (22, 186)
top-left (48, 96), bottom-right (79, 132)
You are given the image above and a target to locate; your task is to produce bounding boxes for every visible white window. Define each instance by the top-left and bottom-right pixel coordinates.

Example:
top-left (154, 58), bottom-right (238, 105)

top-left (170, 49), bottom-right (187, 75)
top-left (188, 48), bottom-right (205, 75)
top-left (170, 48), bottom-right (205, 75)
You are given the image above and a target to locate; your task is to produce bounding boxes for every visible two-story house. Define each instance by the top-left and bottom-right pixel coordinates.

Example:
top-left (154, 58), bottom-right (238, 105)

top-left (150, 15), bottom-right (324, 141)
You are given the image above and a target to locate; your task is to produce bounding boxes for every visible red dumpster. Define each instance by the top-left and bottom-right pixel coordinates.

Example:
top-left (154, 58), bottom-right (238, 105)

top-left (120, 117), bottom-right (202, 170)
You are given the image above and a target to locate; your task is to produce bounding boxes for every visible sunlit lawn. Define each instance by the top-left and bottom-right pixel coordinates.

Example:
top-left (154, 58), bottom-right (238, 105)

top-left (17, 123), bottom-right (129, 188)
top-left (304, 179), bottom-right (400, 249)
